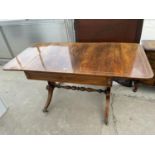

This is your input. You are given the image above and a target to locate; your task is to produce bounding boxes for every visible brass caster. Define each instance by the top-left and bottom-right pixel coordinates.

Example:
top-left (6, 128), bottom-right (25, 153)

top-left (104, 119), bottom-right (108, 125)
top-left (42, 109), bottom-right (48, 112)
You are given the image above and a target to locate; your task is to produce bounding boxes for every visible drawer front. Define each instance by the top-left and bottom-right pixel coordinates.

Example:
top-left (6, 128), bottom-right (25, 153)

top-left (145, 51), bottom-right (155, 71)
top-left (25, 71), bottom-right (112, 86)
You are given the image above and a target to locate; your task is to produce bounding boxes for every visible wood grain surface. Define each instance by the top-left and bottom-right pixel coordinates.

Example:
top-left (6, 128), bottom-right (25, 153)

top-left (3, 42), bottom-right (153, 80)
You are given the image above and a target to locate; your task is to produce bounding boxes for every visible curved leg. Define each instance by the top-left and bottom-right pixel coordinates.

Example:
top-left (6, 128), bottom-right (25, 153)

top-left (104, 87), bottom-right (111, 125)
top-left (133, 80), bottom-right (139, 92)
top-left (43, 81), bottom-right (55, 112)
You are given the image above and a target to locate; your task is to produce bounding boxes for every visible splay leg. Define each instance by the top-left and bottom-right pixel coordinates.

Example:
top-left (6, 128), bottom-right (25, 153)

top-left (43, 81), bottom-right (55, 112)
top-left (104, 87), bottom-right (111, 125)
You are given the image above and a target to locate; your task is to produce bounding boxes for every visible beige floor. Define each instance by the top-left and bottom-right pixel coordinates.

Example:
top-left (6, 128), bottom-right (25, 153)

top-left (0, 67), bottom-right (155, 134)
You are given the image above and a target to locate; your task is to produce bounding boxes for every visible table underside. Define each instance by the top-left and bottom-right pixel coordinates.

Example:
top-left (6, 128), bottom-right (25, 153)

top-left (24, 70), bottom-right (139, 125)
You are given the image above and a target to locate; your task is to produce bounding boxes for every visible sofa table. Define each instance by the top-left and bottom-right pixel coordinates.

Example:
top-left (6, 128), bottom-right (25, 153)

top-left (3, 42), bottom-right (153, 124)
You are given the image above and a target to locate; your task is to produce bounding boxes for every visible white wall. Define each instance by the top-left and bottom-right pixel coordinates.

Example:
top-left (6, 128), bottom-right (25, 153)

top-left (141, 19), bottom-right (155, 40)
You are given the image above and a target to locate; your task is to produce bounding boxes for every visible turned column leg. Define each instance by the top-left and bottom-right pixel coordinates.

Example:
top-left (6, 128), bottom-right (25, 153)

top-left (104, 87), bottom-right (111, 125)
top-left (43, 81), bottom-right (55, 112)
top-left (133, 80), bottom-right (139, 92)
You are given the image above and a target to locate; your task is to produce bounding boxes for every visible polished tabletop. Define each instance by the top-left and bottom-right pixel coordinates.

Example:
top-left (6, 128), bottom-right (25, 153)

top-left (3, 42), bottom-right (154, 79)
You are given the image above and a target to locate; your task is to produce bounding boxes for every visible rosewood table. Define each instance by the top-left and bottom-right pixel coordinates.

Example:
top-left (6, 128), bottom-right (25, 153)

top-left (3, 42), bottom-right (153, 124)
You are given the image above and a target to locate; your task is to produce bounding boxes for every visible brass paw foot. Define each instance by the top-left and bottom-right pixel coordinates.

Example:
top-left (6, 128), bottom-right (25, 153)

top-left (104, 119), bottom-right (108, 125)
top-left (42, 108), bottom-right (48, 112)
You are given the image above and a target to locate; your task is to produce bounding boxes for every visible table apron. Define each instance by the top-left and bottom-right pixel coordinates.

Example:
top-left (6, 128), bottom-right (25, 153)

top-left (24, 71), bottom-right (112, 86)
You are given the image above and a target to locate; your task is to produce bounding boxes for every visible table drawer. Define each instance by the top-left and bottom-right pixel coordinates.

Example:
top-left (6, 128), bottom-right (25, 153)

top-left (25, 71), bottom-right (112, 86)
